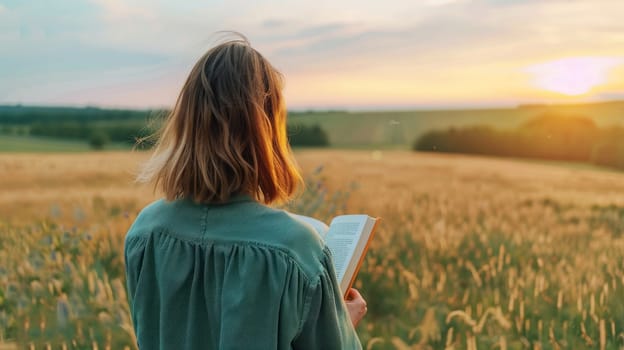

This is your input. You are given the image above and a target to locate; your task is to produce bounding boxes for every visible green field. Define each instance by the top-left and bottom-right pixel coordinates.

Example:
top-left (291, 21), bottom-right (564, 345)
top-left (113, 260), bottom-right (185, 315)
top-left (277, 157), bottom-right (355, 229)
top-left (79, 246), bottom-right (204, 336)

top-left (0, 135), bottom-right (131, 152)
top-left (291, 101), bottom-right (624, 149)
top-left (2, 101), bottom-right (623, 151)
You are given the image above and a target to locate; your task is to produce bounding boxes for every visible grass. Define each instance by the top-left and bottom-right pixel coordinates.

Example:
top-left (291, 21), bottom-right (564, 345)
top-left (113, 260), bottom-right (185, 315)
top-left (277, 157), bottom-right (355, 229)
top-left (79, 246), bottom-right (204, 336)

top-left (289, 101), bottom-right (624, 149)
top-left (2, 150), bottom-right (624, 349)
top-left (515, 157), bottom-right (624, 174)
top-left (2, 101), bottom-right (624, 152)
top-left (0, 135), bottom-right (132, 153)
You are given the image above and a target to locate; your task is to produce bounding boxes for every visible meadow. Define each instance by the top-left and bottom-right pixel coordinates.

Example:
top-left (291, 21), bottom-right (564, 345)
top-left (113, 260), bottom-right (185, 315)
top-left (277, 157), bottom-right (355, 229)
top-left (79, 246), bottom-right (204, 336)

top-left (2, 150), bottom-right (624, 349)
top-left (289, 101), bottom-right (624, 149)
top-left (3, 101), bottom-right (624, 151)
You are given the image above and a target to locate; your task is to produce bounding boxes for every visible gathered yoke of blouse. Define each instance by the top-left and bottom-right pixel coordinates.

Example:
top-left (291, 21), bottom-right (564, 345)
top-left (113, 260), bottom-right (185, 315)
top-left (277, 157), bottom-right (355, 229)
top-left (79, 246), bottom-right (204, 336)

top-left (124, 195), bottom-right (362, 350)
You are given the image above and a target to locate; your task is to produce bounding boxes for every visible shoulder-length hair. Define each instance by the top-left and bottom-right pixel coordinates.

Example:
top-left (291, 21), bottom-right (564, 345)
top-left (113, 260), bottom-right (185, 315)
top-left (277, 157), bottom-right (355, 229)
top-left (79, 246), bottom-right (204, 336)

top-left (137, 36), bottom-right (302, 204)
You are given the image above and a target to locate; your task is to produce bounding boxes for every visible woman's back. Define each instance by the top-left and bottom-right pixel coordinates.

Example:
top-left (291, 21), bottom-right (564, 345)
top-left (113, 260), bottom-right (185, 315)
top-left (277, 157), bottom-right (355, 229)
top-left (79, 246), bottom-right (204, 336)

top-left (125, 195), bottom-right (361, 349)
top-left (125, 35), bottom-right (366, 349)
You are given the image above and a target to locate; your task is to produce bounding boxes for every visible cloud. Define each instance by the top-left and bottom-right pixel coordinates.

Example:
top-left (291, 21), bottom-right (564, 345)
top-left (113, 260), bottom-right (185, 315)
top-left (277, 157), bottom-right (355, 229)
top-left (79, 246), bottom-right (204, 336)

top-left (262, 19), bottom-right (288, 29)
top-left (296, 23), bottom-right (350, 39)
top-left (424, 0), bottom-right (466, 6)
top-left (2, 0), bottom-right (624, 108)
top-left (266, 6), bottom-right (526, 75)
top-left (89, 0), bottom-right (155, 20)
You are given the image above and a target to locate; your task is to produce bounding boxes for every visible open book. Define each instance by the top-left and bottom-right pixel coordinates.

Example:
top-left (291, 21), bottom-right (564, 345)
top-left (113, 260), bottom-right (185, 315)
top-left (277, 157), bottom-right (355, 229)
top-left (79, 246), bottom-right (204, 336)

top-left (291, 214), bottom-right (379, 297)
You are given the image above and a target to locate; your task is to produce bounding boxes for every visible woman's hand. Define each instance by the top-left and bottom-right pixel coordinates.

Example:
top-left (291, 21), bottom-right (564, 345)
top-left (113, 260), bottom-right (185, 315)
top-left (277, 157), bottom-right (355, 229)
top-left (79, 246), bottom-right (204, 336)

top-left (344, 288), bottom-right (367, 327)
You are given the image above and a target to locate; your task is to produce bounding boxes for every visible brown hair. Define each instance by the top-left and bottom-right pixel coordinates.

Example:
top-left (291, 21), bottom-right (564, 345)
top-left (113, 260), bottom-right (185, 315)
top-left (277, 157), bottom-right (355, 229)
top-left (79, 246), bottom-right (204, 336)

top-left (137, 35), bottom-right (302, 204)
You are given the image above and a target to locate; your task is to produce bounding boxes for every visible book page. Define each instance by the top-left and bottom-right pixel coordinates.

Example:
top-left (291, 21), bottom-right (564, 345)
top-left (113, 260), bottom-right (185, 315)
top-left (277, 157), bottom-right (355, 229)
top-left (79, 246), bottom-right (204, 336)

top-left (324, 215), bottom-right (368, 283)
top-left (290, 213), bottom-right (378, 296)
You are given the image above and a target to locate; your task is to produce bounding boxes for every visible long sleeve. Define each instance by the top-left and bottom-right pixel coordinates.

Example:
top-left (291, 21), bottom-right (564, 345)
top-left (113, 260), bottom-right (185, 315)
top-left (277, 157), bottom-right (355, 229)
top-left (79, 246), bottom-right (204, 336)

top-left (293, 247), bottom-right (362, 350)
top-left (124, 236), bottom-right (148, 339)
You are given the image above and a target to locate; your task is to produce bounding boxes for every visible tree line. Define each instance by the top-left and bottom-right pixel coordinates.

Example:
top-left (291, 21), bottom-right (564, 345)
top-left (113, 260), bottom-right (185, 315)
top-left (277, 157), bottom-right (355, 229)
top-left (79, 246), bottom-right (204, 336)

top-left (26, 122), bottom-right (330, 149)
top-left (0, 105), bottom-right (155, 124)
top-left (1, 106), bottom-right (330, 149)
top-left (414, 114), bottom-right (624, 169)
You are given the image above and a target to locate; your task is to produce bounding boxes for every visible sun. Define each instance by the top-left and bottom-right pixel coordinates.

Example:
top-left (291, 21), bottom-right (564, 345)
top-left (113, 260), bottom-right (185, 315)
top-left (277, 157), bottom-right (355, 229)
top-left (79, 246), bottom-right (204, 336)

top-left (526, 57), bottom-right (622, 96)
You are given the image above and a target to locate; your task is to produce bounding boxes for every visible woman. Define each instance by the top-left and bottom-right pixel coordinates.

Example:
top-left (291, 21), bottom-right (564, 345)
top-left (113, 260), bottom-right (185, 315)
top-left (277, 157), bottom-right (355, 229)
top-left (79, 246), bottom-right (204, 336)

top-left (125, 35), bottom-right (367, 349)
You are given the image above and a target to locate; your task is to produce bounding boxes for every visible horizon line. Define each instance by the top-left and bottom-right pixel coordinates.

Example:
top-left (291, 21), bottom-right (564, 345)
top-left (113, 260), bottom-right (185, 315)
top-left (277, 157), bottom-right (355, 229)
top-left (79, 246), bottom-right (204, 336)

top-left (2, 98), bottom-right (624, 113)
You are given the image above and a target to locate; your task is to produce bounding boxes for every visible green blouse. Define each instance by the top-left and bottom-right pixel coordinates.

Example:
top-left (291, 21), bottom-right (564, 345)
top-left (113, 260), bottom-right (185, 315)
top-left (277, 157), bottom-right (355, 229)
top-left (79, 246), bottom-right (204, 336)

top-left (124, 195), bottom-right (362, 349)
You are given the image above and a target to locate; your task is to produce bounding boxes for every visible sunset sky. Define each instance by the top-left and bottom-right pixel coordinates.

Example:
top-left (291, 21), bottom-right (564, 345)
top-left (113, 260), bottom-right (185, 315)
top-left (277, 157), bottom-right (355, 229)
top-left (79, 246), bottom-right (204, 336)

top-left (1, 0), bottom-right (623, 110)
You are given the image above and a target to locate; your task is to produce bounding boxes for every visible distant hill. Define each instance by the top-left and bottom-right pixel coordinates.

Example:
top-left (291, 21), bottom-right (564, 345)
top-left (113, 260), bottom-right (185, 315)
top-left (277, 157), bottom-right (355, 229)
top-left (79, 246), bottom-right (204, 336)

top-left (1, 101), bottom-right (623, 149)
top-left (290, 100), bottom-right (624, 149)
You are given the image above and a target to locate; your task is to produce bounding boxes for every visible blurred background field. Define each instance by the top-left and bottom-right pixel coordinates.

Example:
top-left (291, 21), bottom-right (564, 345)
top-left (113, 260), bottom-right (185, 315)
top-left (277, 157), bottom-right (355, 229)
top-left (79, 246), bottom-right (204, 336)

top-left (2, 101), bottom-right (624, 151)
top-left (2, 149), bottom-right (624, 349)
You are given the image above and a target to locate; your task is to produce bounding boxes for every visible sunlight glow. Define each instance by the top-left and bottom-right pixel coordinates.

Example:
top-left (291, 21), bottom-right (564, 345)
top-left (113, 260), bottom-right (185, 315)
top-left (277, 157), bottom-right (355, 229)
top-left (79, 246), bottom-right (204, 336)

top-left (424, 0), bottom-right (460, 6)
top-left (526, 57), bottom-right (623, 96)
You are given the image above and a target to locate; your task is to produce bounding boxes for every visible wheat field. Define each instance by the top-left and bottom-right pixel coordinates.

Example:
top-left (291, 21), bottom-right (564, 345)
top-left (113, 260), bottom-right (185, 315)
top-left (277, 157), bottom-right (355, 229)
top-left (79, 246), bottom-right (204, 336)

top-left (2, 150), bottom-right (624, 349)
